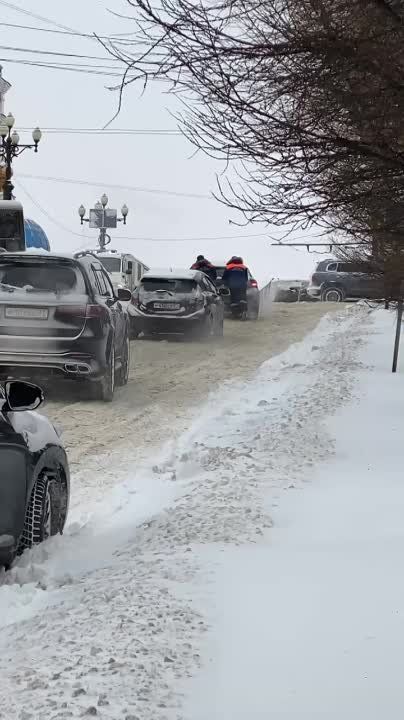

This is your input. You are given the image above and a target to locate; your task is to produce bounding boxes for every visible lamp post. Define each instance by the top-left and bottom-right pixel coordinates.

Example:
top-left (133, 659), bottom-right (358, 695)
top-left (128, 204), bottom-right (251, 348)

top-left (78, 195), bottom-right (129, 251)
top-left (0, 113), bottom-right (42, 200)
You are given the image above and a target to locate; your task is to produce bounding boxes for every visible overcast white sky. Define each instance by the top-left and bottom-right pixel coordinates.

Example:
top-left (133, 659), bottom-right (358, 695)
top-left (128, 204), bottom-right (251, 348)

top-left (1, 0), bottom-right (329, 285)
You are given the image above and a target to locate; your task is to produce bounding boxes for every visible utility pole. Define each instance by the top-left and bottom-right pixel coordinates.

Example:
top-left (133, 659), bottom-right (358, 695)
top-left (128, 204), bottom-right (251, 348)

top-left (392, 280), bottom-right (404, 373)
top-left (0, 66), bottom-right (11, 200)
top-left (78, 194), bottom-right (129, 251)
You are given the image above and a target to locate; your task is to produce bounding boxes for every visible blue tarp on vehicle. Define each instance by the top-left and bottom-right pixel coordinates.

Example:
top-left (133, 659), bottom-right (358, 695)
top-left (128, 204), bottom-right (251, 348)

top-left (24, 218), bottom-right (50, 251)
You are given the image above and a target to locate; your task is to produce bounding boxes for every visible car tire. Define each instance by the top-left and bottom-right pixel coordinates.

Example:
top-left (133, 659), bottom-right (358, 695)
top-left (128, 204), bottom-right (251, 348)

top-left (321, 286), bottom-right (345, 302)
top-left (200, 313), bottom-right (214, 339)
top-left (214, 315), bottom-right (224, 337)
top-left (17, 470), bottom-right (62, 554)
top-left (130, 320), bottom-right (140, 340)
top-left (116, 334), bottom-right (130, 387)
top-left (94, 346), bottom-right (115, 402)
top-left (248, 305), bottom-right (259, 320)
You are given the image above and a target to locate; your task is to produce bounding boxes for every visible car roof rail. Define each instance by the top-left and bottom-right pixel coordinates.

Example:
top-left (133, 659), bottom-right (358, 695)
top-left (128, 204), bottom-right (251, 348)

top-left (73, 249), bottom-right (100, 260)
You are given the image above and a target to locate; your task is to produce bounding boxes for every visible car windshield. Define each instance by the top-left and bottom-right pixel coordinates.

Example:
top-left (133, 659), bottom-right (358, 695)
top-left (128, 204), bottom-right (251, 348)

top-left (99, 257), bottom-right (122, 273)
top-left (140, 278), bottom-right (197, 294)
top-left (0, 261), bottom-right (84, 294)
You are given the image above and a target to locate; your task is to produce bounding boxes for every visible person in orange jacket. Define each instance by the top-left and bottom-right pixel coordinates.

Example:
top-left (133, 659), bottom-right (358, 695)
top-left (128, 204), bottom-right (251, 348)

top-left (222, 257), bottom-right (248, 304)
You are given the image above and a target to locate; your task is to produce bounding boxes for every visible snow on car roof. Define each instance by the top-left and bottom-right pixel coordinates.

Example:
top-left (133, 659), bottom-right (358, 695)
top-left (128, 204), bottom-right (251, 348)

top-left (143, 268), bottom-right (199, 280)
top-left (0, 250), bottom-right (73, 259)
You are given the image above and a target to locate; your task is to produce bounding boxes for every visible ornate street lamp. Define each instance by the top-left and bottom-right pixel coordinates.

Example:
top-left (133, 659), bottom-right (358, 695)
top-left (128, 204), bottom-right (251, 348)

top-left (0, 113), bottom-right (42, 200)
top-left (78, 196), bottom-right (129, 251)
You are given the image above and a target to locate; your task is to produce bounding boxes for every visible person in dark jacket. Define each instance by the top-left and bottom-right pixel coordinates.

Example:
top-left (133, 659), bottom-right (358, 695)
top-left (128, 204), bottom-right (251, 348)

top-left (222, 257), bottom-right (248, 304)
top-left (191, 255), bottom-right (217, 283)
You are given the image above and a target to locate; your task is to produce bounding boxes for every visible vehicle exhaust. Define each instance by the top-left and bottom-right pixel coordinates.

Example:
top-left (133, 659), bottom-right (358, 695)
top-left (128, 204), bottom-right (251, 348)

top-left (64, 363), bottom-right (90, 375)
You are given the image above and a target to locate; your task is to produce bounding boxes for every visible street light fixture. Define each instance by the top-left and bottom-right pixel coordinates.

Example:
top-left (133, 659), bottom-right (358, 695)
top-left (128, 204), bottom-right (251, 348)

top-left (78, 195), bottom-right (130, 250)
top-left (0, 113), bottom-right (42, 200)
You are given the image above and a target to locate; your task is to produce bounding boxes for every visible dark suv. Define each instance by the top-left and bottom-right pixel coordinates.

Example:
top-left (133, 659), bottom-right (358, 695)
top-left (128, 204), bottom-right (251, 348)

top-left (0, 251), bottom-right (132, 401)
top-left (128, 269), bottom-right (225, 338)
top-left (307, 259), bottom-right (384, 302)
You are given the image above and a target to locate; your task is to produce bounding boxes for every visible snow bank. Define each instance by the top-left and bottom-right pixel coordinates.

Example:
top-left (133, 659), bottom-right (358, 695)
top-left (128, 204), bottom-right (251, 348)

top-left (186, 308), bottom-right (404, 719)
top-left (0, 304), bottom-right (379, 719)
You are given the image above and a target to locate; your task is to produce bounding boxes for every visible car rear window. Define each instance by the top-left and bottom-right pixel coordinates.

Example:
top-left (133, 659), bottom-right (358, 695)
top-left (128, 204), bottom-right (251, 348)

top-left (141, 278), bottom-right (197, 293)
top-left (214, 267), bottom-right (226, 279)
top-left (0, 260), bottom-right (85, 295)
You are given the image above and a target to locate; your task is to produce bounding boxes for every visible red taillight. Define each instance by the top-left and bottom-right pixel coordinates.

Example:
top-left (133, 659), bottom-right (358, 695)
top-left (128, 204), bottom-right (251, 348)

top-left (85, 304), bottom-right (108, 319)
top-left (250, 279), bottom-right (258, 288)
top-left (55, 304), bottom-right (106, 320)
top-left (55, 304), bottom-right (87, 319)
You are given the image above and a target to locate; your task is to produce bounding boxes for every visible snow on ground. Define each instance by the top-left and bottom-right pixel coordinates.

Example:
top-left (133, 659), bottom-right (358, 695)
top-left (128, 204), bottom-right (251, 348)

top-left (0, 303), bottom-right (391, 719)
top-left (186, 308), bottom-right (404, 720)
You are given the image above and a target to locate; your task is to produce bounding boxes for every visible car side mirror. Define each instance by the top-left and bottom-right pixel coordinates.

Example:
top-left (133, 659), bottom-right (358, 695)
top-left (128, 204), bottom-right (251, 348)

top-left (117, 287), bottom-right (132, 302)
top-left (126, 262), bottom-right (133, 275)
top-left (4, 381), bottom-right (43, 412)
top-left (219, 287), bottom-right (230, 296)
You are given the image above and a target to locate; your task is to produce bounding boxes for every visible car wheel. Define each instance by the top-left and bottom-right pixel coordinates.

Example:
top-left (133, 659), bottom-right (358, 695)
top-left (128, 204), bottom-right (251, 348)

top-left (248, 305), bottom-right (259, 320)
top-left (321, 287), bottom-right (345, 302)
top-left (130, 320), bottom-right (140, 340)
top-left (200, 313), bottom-right (214, 339)
top-left (94, 346), bottom-right (115, 402)
top-left (17, 470), bottom-right (62, 554)
top-left (214, 315), bottom-right (224, 337)
top-left (116, 334), bottom-right (130, 386)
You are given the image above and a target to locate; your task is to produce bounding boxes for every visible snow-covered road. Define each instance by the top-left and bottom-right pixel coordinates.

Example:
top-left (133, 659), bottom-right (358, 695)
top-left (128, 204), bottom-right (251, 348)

top-left (0, 304), bottom-right (400, 719)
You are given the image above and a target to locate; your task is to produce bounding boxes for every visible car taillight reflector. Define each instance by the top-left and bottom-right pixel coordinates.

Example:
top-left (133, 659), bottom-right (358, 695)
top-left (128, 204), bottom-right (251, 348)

top-left (56, 304), bottom-right (106, 320)
top-left (250, 280), bottom-right (258, 288)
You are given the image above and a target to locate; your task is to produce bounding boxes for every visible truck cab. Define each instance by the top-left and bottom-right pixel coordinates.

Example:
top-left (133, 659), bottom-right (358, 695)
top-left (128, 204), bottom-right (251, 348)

top-left (0, 200), bottom-right (25, 251)
top-left (97, 250), bottom-right (149, 292)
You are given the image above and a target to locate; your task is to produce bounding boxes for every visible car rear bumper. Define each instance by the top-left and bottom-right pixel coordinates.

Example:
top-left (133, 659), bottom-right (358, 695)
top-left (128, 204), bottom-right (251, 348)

top-left (129, 307), bottom-right (206, 334)
top-left (306, 285), bottom-right (322, 298)
top-left (0, 350), bottom-right (105, 379)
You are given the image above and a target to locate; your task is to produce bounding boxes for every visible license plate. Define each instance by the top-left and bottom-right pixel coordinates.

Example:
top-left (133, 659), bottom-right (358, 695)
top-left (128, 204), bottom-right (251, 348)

top-left (5, 306), bottom-right (49, 320)
top-left (153, 302), bottom-right (180, 310)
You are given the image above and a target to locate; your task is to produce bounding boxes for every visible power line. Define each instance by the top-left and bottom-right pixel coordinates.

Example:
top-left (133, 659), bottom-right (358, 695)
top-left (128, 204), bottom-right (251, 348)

top-left (0, 43), bottom-right (124, 62)
top-left (16, 181), bottom-right (94, 239)
top-left (18, 173), bottom-right (213, 201)
top-left (0, 56), bottom-right (127, 77)
top-left (0, 20), bottom-right (135, 42)
top-left (0, 0), bottom-right (82, 34)
top-left (17, 127), bottom-right (181, 136)
top-left (16, 181), bottom-right (272, 243)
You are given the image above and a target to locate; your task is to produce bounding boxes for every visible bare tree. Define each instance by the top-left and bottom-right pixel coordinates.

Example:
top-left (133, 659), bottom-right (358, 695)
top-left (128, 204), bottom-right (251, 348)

top-left (105, 0), bottom-right (404, 240)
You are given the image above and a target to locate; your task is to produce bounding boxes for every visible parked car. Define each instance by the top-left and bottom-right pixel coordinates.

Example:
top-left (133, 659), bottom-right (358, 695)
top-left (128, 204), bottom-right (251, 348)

top-left (273, 280), bottom-right (310, 302)
top-left (307, 259), bottom-right (384, 302)
top-left (0, 380), bottom-right (70, 568)
top-left (213, 261), bottom-right (260, 319)
top-left (0, 251), bottom-right (132, 401)
top-left (128, 269), bottom-right (225, 338)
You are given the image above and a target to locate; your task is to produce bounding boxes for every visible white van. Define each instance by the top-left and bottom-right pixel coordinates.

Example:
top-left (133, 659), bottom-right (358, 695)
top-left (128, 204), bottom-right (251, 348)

top-left (97, 250), bottom-right (149, 292)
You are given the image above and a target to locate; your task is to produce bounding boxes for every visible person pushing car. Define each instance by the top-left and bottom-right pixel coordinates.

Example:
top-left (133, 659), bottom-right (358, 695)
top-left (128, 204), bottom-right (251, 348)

top-left (222, 256), bottom-right (248, 304)
top-left (191, 255), bottom-right (217, 284)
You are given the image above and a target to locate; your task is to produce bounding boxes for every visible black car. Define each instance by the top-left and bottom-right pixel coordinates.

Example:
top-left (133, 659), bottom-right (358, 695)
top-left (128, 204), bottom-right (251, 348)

top-left (0, 380), bottom-right (70, 569)
top-left (307, 259), bottom-right (384, 302)
top-left (0, 251), bottom-right (132, 401)
top-left (128, 269), bottom-right (225, 337)
top-left (213, 262), bottom-right (260, 319)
